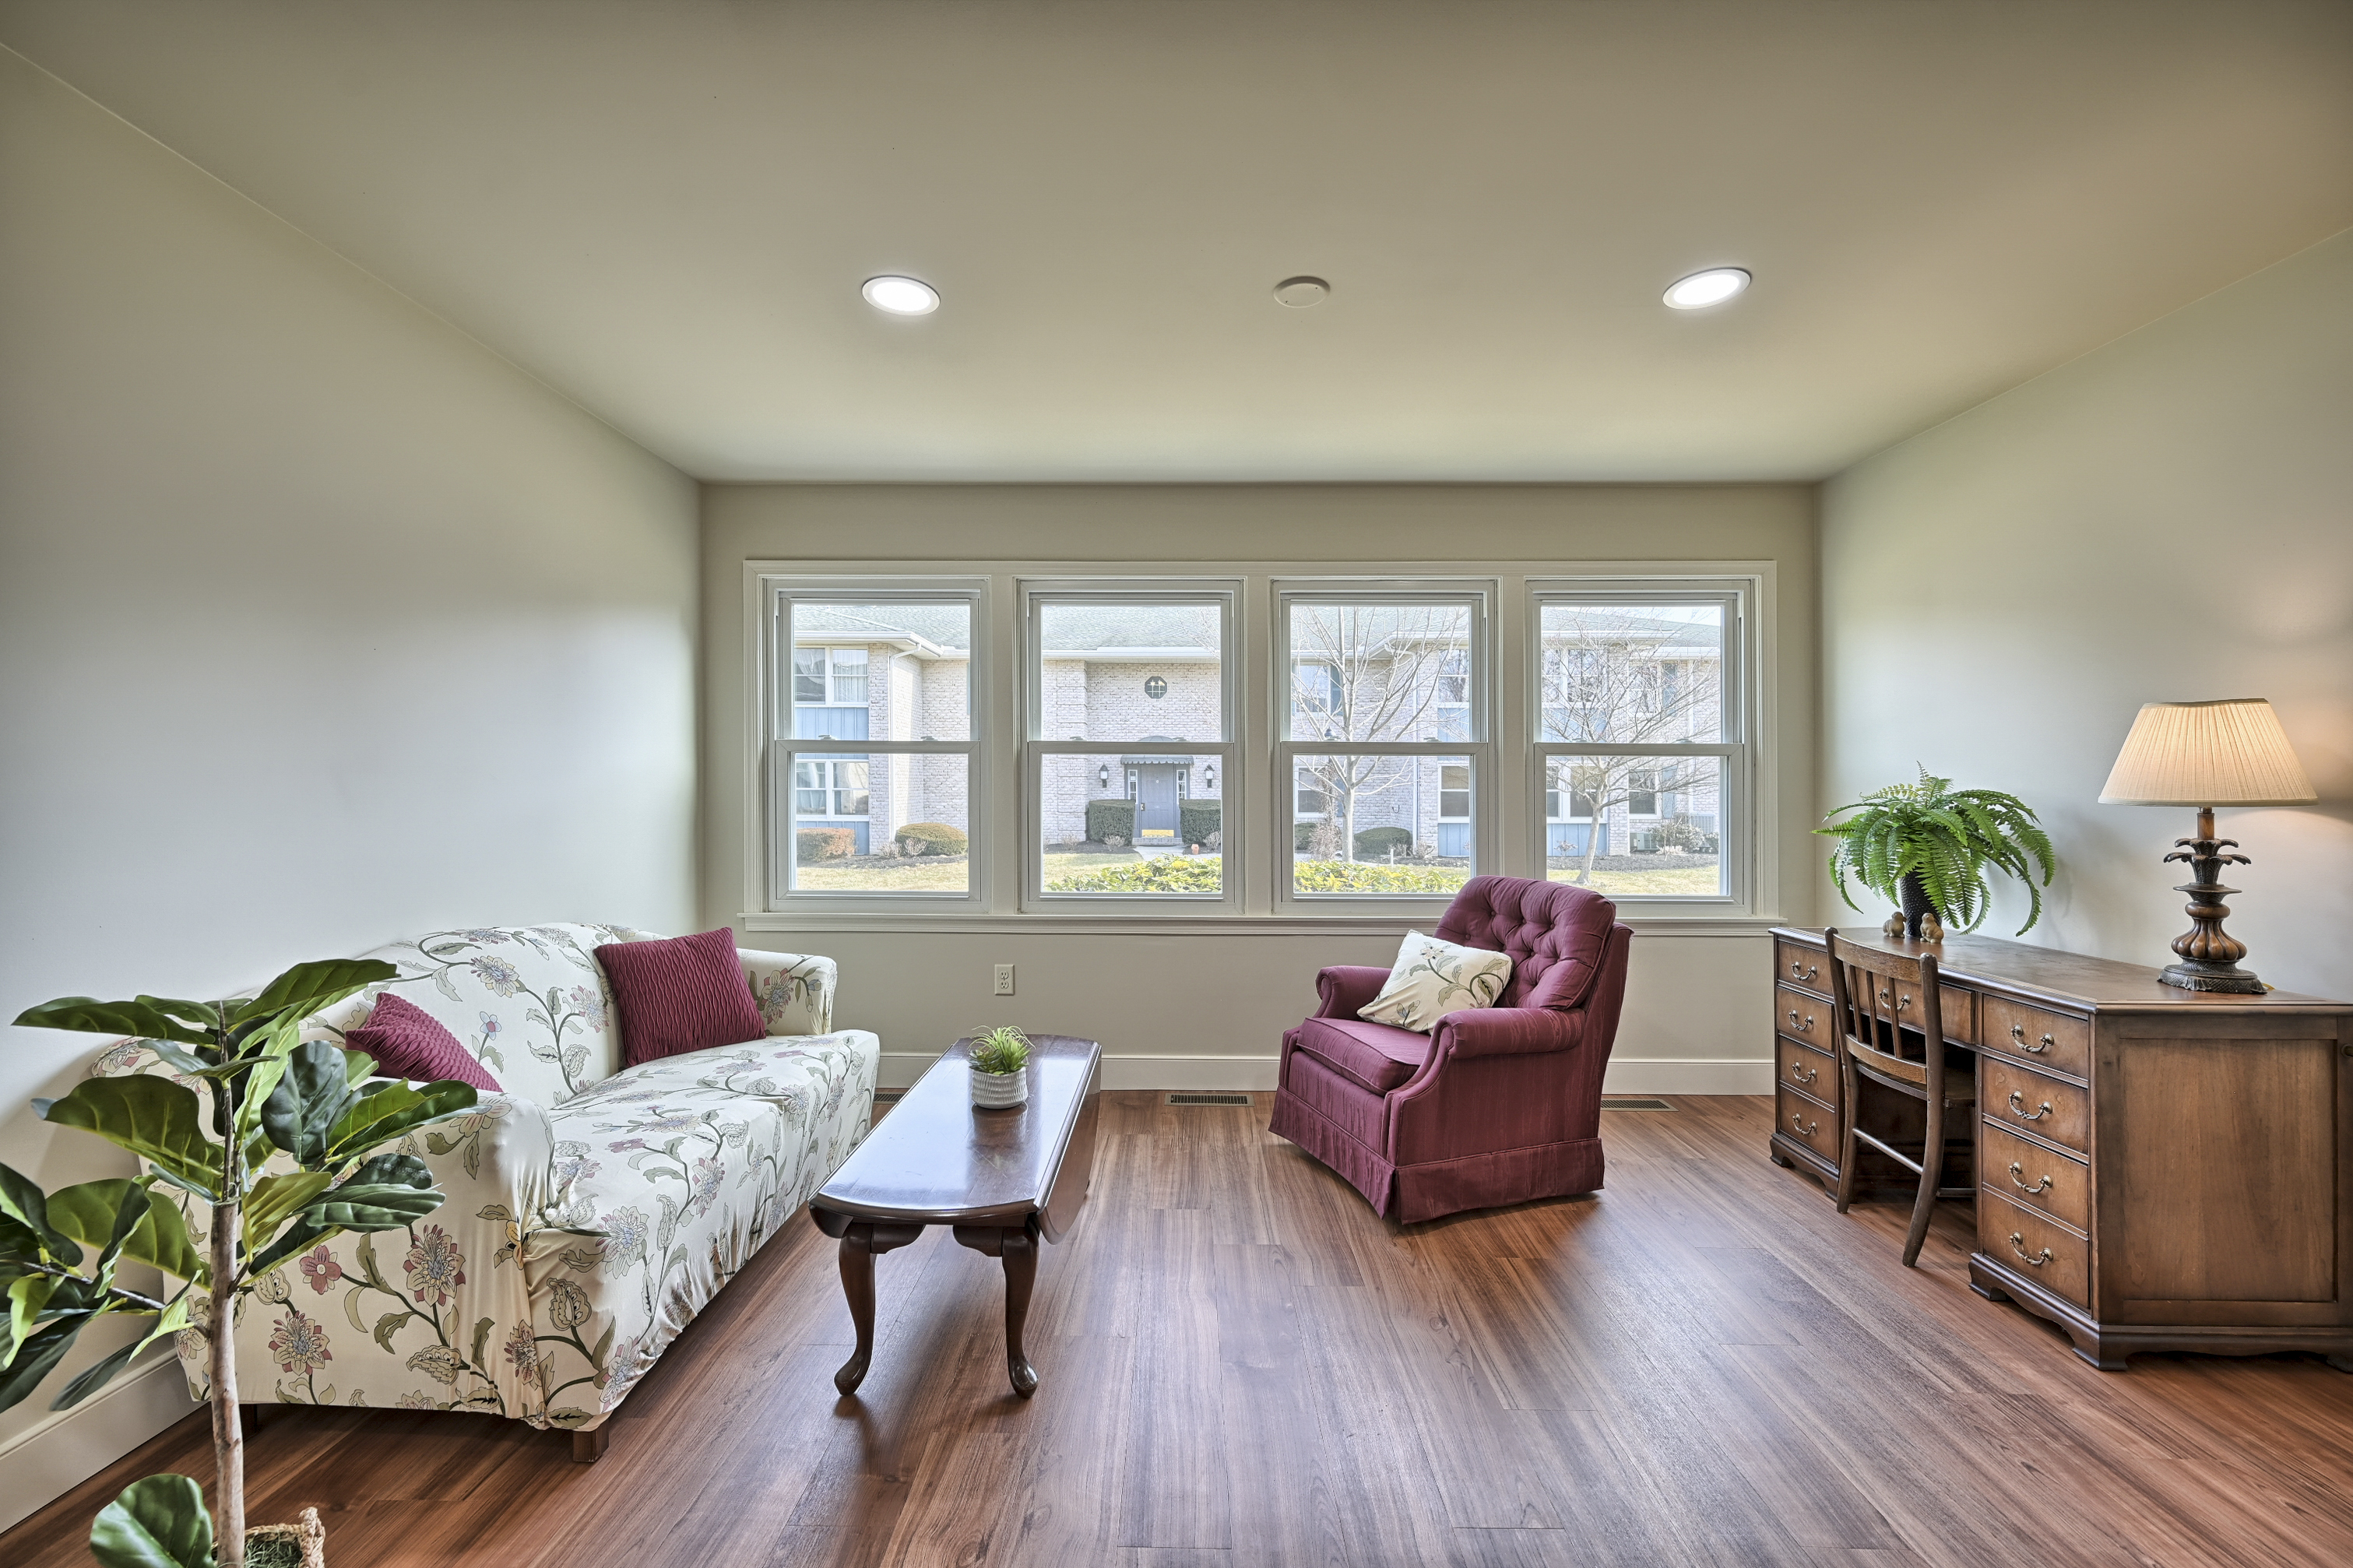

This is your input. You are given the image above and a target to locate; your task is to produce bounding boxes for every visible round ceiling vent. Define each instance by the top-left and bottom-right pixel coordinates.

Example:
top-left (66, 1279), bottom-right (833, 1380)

top-left (1273, 276), bottom-right (1331, 308)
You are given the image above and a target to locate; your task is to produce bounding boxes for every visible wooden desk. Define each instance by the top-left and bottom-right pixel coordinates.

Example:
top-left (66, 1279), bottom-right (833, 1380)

top-left (1768, 927), bottom-right (2353, 1370)
top-left (811, 1033), bottom-right (1101, 1397)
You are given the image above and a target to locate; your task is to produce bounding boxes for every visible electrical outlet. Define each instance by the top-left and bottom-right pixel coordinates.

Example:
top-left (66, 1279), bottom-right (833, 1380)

top-left (993, 963), bottom-right (1015, 996)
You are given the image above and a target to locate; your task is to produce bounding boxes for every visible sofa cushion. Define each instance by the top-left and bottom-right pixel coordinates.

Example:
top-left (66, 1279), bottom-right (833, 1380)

top-left (596, 930), bottom-right (769, 1066)
top-left (1295, 1015), bottom-right (1432, 1095)
top-left (346, 993), bottom-right (500, 1091)
top-left (1433, 875), bottom-right (1618, 1011)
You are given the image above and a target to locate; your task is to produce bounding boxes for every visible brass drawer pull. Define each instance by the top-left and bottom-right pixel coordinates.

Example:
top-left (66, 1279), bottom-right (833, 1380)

top-left (1788, 1110), bottom-right (1819, 1137)
top-left (1787, 1061), bottom-right (1818, 1086)
top-left (2008, 1234), bottom-right (2055, 1268)
top-left (2007, 1091), bottom-right (2054, 1122)
top-left (2010, 1022), bottom-right (2056, 1054)
top-left (1789, 959), bottom-right (1818, 983)
top-left (2007, 1162), bottom-right (2054, 1195)
top-left (1787, 1009), bottom-right (1815, 1031)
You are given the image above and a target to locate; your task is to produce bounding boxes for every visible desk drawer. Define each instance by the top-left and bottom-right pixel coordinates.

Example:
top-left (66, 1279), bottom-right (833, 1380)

top-left (1777, 1037), bottom-right (1835, 1106)
top-left (1980, 1120), bottom-right (2089, 1232)
top-left (1981, 997), bottom-right (2091, 1079)
top-left (1981, 1189), bottom-right (2090, 1309)
top-left (1983, 1057), bottom-right (2090, 1155)
top-left (1852, 976), bottom-right (1976, 1046)
top-left (1777, 941), bottom-right (1827, 996)
top-left (1777, 1086), bottom-right (1838, 1163)
top-left (1775, 986), bottom-right (1830, 1051)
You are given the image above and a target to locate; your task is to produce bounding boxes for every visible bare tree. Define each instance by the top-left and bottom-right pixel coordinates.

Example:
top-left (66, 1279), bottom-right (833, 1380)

top-left (1290, 606), bottom-right (1466, 861)
top-left (1542, 617), bottom-right (1718, 886)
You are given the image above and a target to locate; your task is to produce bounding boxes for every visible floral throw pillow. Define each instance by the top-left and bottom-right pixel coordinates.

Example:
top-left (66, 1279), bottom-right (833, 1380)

top-left (1357, 930), bottom-right (1514, 1033)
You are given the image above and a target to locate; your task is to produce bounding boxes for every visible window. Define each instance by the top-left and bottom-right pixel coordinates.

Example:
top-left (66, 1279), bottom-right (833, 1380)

top-left (752, 566), bottom-right (1761, 919)
top-left (1278, 590), bottom-right (1488, 902)
top-left (1024, 585), bottom-right (1240, 905)
top-left (1533, 588), bottom-right (1741, 901)
top-left (768, 583), bottom-right (983, 901)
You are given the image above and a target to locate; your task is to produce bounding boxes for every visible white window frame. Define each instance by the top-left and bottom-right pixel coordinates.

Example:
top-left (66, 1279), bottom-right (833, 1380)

top-left (1273, 582), bottom-right (1494, 914)
top-left (1021, 579), bottom-right (1243, 912)
top-left (1528, 579), bottom-right (1749, 909)
top-left (764, 575), bottom-right (989, 909)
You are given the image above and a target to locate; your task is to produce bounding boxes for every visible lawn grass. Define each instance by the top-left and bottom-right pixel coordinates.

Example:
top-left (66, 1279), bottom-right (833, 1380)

top-left (1547, 864), bottom-right (1724, 896)
top-left (793, 856), bottom-right (970, 892)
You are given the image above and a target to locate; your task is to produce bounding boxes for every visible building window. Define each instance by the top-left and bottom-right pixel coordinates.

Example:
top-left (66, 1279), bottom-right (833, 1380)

top-left (1024, 585), bottom-right (1240, 905)
top-left (1278, 590), bottom-right (1487, 901)
top-left (1534, 588), bottom-right (1740, 899)
top-left (769, 582), bottom-right (983, 902)
top-left (754, 567), bottom-right (1759, 919)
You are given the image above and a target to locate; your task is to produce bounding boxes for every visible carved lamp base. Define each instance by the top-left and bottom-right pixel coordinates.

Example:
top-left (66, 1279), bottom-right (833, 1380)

top-left (2158, 807), bottom-right (2269, 994)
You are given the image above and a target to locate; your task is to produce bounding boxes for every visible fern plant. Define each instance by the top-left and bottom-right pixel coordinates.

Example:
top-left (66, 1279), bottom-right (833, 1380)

top-left (1817, 768), bottom-right (2057, 935)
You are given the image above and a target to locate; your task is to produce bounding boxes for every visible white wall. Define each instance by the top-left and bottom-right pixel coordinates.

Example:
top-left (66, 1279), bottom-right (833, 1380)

top-left (1822, 228), bottom-right (2352, 999)
top-left (0, 48), bottom-right (697, 1522)
top-left (704, 483), bottom-right (1817, 1094)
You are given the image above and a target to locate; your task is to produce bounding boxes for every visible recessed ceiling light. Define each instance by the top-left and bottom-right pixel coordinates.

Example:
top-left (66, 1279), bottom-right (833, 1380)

top-left (862, 276), bottom-right (939, 315)
top-left (1274, 276), bottom-right (1330, 308)
top-left (1663, 268), bottom-right (1750, 310)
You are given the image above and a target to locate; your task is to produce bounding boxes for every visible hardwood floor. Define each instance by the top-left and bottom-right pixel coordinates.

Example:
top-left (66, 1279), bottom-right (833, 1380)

top-left (9, 1093), bottom-right (2353, 1566)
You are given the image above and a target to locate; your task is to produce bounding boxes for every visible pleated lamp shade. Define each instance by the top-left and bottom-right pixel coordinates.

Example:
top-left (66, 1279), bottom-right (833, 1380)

top-left (2098, 698), bottom-right (2317, 807)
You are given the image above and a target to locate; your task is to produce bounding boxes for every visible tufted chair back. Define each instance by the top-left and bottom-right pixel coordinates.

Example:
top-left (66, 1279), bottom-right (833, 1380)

top-left (1433, 875), bottom-right (1619, 1012)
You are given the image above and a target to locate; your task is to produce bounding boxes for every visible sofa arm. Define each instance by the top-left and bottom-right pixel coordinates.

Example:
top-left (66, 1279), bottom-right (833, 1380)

top-left (1431, 1006), bottom-right (1584, 1060)
top-left (1314, 965), bottom-right (1393, 1019)
top-left (740, 948), bottom-right (838, 1036)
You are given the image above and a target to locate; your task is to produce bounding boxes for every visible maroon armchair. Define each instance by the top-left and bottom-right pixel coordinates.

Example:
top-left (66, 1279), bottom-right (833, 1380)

top-left (1268, 876), bottom-right (1634, 1223)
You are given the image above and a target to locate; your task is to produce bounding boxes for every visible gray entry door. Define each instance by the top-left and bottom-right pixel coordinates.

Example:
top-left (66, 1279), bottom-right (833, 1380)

top-left (1131, 764), bottom-right (1184, 842)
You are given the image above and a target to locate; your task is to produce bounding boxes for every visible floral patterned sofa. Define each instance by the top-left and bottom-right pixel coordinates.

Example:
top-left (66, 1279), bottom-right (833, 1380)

top-left (94, 924), bottom-right (878, 1454)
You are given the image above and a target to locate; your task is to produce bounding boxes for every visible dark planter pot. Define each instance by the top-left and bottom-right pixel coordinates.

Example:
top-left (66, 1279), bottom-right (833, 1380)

top-left (1898, 870), bottom-right (1946, 940)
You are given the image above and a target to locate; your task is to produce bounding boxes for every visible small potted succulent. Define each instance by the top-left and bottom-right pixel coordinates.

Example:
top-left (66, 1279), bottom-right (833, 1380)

top-left (967, 1025), bottom-right (1032, 1109)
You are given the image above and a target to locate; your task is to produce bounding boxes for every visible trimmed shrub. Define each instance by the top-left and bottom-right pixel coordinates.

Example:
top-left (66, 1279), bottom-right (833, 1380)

top-left (1352, 826), bottom-right (1413, 860)
top-left (796, 827), bottom-right (856, 863)
top-left (894, 821), bottom-right (969, 857)
top-left (1046, 855), bottom-right (1224, 893)
top-left (1180, 797), bottom-right (1222, 850)
top-left (1291, 860), bottom-right (1469, 894)
top-left (1296, 821), bottom-right (1342, 856)
top-left (1085, 798), bottom-right (1137, 845)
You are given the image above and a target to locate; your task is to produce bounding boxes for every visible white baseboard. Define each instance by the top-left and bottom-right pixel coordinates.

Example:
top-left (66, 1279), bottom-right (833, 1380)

top-left (0, 1354), bottom-right (195, 1535)
top-left (878, 1053), bottom-right (1769, 1095)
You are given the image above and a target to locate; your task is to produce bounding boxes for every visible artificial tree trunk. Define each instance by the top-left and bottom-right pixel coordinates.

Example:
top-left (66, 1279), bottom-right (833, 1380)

top-left (208, 1087), bottom-right (248, 1568)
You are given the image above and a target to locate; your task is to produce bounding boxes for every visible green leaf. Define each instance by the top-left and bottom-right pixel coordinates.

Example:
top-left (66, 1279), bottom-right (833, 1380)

top-left (260, 1040), bottom-right (362, 1165)
top-left (301, 1183), bottom-right (445, 1232)
top-left (90, 1472), bottom-right (214, 1568)
top-left (139, 1040), bottom-right (218, 1077)
top-left (9, 1272), bottom-right (61, 1355)
top-left (34, 1079), bottom-right (220, 1197)
top-left (372, 1311), bottom-right (407, 1352)
top-left (470, 1315), bottom-right (494, 1369)
top-left (12, 997), bottom-right (214, 1048)
top-left (49, 1337), bottom-right (145, 1411)
top-left (230, 958), bottom-right (398, 1028)
top-left (325, 1080), bottom-right (479, 1162)
top-left (243, 1172), bottom-right (336, 1246)
top-left (0, 1316), bottom-right (86, 1413)
top-left (0, 1162), bottom-right (80, 1266)
top-left (246, 1217), bottom-right (339, 1281)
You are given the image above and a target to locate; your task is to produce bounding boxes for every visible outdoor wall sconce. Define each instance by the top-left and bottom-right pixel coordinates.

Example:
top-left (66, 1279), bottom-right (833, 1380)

top-left (1204, 762), bottom-right (1217, 789)
top-left (1098, 764), bottom-right (1112, 788)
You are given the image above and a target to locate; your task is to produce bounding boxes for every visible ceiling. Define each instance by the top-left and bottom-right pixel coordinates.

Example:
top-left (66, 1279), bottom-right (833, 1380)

top-left (4, 1), bottom-right (2349, 482)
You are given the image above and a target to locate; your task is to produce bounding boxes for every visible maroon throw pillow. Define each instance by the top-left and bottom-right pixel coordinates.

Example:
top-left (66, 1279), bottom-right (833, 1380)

top-left (595, 929), bottom-right (765, 1067)
top-left (346, 992), bottom-right (500, 1092)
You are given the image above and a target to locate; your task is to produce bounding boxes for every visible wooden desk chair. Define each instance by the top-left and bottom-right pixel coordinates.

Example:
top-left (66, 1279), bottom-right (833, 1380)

top-left (1824, 930), bottom-right (1977, 1267)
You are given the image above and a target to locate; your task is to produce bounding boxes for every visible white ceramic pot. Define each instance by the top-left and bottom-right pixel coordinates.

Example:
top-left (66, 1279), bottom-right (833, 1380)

top-left (970, 1064), bottom-right (1029, 1109)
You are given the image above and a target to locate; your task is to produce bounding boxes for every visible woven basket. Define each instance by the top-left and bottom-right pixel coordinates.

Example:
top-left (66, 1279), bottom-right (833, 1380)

top-left (244, 1507), bottom-right (326, 1568)
top-left (970, 1064), bottom-right (1028, 1109)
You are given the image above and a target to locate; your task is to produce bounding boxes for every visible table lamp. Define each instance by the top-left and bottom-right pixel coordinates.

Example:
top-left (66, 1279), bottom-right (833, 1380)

top-left (2098, 698), bottom-right (2316, 993)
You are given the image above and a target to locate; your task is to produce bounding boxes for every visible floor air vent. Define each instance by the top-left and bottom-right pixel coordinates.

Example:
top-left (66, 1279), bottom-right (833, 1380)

top-left (1166, 1093), bottom-right (1254, 1106)
top-left (872, 1090), bottom-right (905, 1105)
top-left (1599, 1097), bottom-right (1673, 1110)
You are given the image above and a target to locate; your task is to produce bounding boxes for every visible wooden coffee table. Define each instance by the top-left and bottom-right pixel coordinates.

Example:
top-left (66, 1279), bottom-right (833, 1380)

top-left (811, 1033), bottom-right (1102, 1397)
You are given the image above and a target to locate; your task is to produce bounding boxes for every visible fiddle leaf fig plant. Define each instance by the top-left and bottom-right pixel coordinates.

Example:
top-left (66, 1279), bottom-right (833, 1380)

top-left (5, 958), bottom-right (480, 1568)
top-left (1817, 768), bottom-right (2058, 936)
